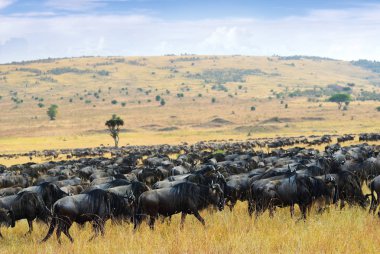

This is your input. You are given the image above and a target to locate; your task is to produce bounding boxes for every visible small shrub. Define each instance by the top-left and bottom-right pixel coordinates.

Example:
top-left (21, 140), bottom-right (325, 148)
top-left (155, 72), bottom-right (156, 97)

top-left (211, 97), bottom-right (216, 103)
top-left (38, 103), bottom-right (44, 108)
top-left (121, 102), bottom-right (126, 107)
top-left (111, 100), bottom-right (118, 105)
top-left (250, 106), bottom-right (256, 111)
top-left (160, 99), bottom-right (166, 106)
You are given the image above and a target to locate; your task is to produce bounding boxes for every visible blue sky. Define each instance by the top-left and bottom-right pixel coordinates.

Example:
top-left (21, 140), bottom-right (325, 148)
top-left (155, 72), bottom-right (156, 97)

top-left (0, 0), bottom-right (380, 62)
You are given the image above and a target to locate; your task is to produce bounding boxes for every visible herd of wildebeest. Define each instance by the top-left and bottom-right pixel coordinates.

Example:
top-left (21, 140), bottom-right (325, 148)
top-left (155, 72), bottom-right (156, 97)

top-left (0, 133), bottom-right (379, 244)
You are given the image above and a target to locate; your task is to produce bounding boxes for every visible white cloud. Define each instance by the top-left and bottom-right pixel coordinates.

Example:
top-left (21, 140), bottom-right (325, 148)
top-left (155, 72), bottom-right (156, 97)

top-left (1, 4), bottom-right (380, 63)
top-left (0, 0), bottom-right (16, 9)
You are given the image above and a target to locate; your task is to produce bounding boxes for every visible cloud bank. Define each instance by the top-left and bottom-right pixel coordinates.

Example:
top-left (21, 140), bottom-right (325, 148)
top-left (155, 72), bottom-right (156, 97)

top-left (1, 4), bottom-right (380, 63)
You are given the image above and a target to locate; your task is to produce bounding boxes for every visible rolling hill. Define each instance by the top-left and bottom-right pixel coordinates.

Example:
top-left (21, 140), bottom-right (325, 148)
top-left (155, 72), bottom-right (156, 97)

top-left (0, 55), bottom-right (379, 153)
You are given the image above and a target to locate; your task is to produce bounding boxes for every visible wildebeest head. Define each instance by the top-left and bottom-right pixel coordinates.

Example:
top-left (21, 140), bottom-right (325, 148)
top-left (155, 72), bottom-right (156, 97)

top-left (323, 175), bottom-right (339, 204)
top-left (0, 209), bottom-right (15, 228)
top-left (209, 183), bottom-right (224, 211)
top-left (47, 182), bottom-right (69, 203)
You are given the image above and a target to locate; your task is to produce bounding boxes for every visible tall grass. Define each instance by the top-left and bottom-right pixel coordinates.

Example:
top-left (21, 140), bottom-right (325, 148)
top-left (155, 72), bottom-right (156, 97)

top-left (0, 202), bottom-right (379, 254)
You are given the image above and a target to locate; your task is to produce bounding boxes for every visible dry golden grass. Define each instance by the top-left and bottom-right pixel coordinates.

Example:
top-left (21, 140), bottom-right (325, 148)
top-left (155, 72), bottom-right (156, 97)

top-left (0, 202), bottom-right (379, 254)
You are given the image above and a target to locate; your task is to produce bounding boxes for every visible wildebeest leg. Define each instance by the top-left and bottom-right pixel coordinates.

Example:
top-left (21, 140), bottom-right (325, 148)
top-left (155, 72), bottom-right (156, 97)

top-left (148, 216), bottom-right (156, 230)
top-left (0, 230), bottom-right (3, 238)
top-left (298, 205), bottom-right (307, 221)
top-left (290, 205), bottom-right (294, 218)
top-left (62, 222), bottom-right (74, 243)
top-left (56, 223), bottom-right (62, 245)
top-left (248, 200), bottom-right (254, 217)
top-left (99, 221), bottom-right (105, 237)
top-left (25, 220), bottom-right (33, 235)
top-left (89, 221), bottom-right (100, 241)
top-left (340, 200), bottom-right (345, 210)
top-left (193, 211), bottom-right (205, 226)
top-left (180, 213), bottom-right (187, 229)
top-left (269, 205), bottom-right (275, 218)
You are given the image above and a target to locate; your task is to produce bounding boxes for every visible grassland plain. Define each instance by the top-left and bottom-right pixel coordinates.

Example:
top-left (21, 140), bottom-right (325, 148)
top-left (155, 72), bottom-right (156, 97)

top-left (0, 55), bottom-right (379, 154)
top-left (1, 55), bottom-right (380, 253)
top-left (0, 202), bottom-right (379, 254)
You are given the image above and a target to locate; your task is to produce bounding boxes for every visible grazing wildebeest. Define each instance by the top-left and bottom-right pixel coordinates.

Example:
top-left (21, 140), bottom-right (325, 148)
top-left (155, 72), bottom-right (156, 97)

top-left (41, 189), bottom-right (132, 243)
top-left (0, 191), bottom-right (50, 235)
top-left (251, 174), bottom-right (337, 220)
top-left (0, 208), bottom-right (15, 238)
top-left (21, 182), bottom-right (68, 209)
top-left (225, 173), bottom-right (251, 211)
top-left (134, 182), bottom-right (224, 230)
top-left (0, 174), bottom-right (29, 188)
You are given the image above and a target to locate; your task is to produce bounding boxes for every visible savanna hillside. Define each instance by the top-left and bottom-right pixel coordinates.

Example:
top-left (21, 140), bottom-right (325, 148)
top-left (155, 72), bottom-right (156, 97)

top-left (0, 55), bottom-right (379, 153)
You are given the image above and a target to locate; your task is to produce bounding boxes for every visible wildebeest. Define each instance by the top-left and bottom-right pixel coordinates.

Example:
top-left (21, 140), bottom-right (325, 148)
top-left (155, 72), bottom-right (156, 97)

top-left (0, 191), bottom-right (50, 235)
top-left (249, 173), bottom-right (337, 220)
top-left (368, 175), bottom-right (380, 214)
top-left (41, 189), bottom-right (132, 243)
top-left (0, 208), bottom-right (15, 238)
top-left (0, 174), bottom-right (29, 188)
top-left (134, 182), bottom-right (224, 230)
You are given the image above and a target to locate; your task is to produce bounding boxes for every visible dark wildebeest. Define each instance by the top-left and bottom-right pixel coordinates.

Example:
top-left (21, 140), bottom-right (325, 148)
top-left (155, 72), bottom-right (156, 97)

top-left (251, 174), bottom-right (337, 220)
top-left (41, 189), bottom-right (132, 243)
top-left (368, 175), bottom-right (380, 214)
top-left (84, 179), bottom-right (132, 192)
top-left (0, 174), bottom-right (29, 188)
top-left (21, 182), bottom-right (68, 209)
top-left (0, 191), bottom-right (50, 235)
top-left (0, 208), bottom-right (15, 238)
top-left (134, 182), bottom-right (224, 230)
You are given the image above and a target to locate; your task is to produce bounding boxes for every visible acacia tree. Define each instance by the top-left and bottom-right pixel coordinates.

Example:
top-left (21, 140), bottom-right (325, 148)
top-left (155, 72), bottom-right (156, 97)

top-left (47, 104), bottom-right (58, 120)
top-left (328, 93), bottom-right (351, 110)
top-left (105, 114), bottom-right (124, 147)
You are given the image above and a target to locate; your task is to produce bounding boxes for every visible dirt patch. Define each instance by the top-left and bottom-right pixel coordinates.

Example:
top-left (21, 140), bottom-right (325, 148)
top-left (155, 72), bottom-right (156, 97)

top-left (261, 117), bottom-right (294, 124)
top-left (301, 117), bottom-right (325, 121)
top-left (194, 118), bottom-right (234, 128)
top-left (141, 124), bottom-right (162, 130)
top-left (210, 118), bottom-right (234, 125)
top-left (234, 125), bottom-right (281, 133)
top-left (157, 127), bottom-right (179, 132)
